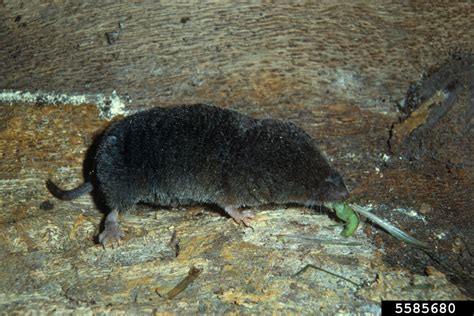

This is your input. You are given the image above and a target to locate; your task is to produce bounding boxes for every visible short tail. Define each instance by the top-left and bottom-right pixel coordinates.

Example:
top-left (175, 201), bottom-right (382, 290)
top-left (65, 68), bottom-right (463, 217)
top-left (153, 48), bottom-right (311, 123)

top-left (46, 180), bottom-right (93, 200)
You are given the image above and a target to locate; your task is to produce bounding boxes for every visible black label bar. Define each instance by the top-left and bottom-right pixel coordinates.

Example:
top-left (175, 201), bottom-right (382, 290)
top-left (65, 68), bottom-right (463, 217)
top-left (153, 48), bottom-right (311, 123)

top-left (382, 301), bottom-right (472, 316)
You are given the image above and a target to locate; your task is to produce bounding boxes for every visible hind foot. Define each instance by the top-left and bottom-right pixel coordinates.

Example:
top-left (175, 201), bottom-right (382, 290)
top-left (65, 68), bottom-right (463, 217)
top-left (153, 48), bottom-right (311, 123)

top-left (98, 209), bottom-right (124, 248)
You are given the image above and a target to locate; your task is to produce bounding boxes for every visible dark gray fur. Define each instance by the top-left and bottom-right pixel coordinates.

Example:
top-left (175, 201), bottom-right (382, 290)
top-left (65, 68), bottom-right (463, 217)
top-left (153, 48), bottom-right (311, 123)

top-left (48, 104), bottom-right (349, 245)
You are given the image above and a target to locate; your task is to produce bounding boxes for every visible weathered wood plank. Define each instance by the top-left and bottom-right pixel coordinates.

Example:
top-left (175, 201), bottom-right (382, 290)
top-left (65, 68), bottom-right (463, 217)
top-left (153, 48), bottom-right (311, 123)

top-left (1, 2), bottom-right (473, 110)
top-left (0, 2), bottom-right (473, 313)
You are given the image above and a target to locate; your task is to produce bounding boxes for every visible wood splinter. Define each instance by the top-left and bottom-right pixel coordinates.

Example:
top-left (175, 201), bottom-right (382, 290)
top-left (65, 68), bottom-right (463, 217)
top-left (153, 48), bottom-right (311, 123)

top-left (164, 266), bottom-right (202, 299)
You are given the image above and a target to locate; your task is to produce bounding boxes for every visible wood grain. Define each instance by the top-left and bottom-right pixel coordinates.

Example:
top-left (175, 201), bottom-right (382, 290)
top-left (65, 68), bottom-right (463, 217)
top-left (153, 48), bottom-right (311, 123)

top-left (1, 2), bottom-right (473, 111)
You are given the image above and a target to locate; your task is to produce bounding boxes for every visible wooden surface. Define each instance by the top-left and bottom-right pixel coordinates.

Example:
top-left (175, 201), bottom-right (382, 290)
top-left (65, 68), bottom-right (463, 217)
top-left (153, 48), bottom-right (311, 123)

top-left (0, 1), bottom-right (473, 314)
top-left (1, 2), bottom-right (473, 111)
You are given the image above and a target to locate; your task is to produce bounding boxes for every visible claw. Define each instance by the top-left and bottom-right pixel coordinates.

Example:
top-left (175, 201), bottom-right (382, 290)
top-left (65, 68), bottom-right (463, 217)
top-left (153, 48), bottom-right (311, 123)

top-left (98, 209), bottom-right (124, 248)
top-left (225, 207), bottom-right (255, 227)
top-left (98, 225), bottom-right (124, 248)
